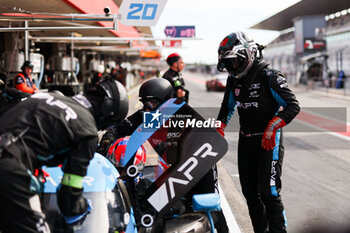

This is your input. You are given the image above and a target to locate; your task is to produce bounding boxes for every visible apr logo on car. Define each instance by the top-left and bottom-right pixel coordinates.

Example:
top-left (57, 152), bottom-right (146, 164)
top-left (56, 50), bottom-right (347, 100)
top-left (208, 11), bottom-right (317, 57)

top-left (147, 143), bottom-right (218, 212)
top-left (144, 110), bottom-right (162, 129)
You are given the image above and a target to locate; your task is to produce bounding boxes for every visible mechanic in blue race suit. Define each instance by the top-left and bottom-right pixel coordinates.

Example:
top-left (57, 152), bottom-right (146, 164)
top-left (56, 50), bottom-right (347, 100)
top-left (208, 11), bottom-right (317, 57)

top-left (162, 53), bottom-right (189, 102)
top-left (0, 77), bottom-right (128, 233)
top-left (216, 32), bottom-right (300, 233)
top-left (97, 78), bottom-right (229, 233)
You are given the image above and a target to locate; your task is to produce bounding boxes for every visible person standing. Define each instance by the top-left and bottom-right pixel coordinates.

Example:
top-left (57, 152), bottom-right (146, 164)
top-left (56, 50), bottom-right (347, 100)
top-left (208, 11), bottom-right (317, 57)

top-left (216, 32), bottom-right (300, 233)
top-left (14, 61), bottom-right (39, 94)
top-left (162, 53), bottom-right (189, 102)
top-left (0, 78), bottom-right (128, 233)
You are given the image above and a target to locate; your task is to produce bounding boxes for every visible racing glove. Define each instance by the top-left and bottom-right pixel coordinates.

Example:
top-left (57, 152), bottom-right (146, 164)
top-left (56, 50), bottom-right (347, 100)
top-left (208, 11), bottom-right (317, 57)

top-left (216, 121), bottom-right (226, 137)
top-left (97, 136), bottom-right (114, 156)
top-left (57, 173), bottom-right (88, 217)
top-left (262, 116), bottom-right (286, 151)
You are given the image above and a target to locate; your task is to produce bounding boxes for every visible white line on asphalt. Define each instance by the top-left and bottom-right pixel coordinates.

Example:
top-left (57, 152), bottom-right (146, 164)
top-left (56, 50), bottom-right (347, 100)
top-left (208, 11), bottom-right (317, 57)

top-left (219, 185), bottom-right (242, 233)
top-left (294, 119), bottom-right (350, 141)
top-left (327, 131), bottom-right (350, 141)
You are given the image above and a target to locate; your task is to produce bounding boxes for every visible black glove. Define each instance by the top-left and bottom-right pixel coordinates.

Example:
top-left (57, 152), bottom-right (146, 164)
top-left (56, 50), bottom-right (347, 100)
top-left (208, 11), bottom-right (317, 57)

top-left (97, 137), bottom-right (113, 156)
top-left (57, 184), bottom-right (88, 217)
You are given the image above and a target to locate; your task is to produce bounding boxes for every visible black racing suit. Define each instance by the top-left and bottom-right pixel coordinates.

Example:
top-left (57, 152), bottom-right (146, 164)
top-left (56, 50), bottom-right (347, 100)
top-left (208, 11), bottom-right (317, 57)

top-left (162, 68), bottom-right (189, 102)
top-left (0, 92), bottom-right (98, 233)
top-left (0, 86), bottom-right (30, 117)
top-left (98, 107), bottom-right (228, 233)
top-left (217, 61), bottom-right (300, 233)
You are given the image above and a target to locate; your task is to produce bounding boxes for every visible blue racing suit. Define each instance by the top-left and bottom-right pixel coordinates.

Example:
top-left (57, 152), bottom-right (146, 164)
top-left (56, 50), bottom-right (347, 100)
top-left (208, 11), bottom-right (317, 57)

top-left (217, 60), bottom-right (300, 233)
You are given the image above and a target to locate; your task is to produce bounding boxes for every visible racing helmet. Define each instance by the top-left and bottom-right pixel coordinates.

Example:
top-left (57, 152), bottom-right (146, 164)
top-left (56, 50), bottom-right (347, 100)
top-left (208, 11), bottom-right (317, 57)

top-left (21, 60), bottom-right (34, 72)
top-left (139, 78), bottom-right (174, 111)
top-left (217, 32), bottom-right (257, 79)
top-left (93, 77), bottom-right (129, 129)
top-left (97, 64), bottom-right (105, 74)
top-left (107, 137), bottom-right (146, 167)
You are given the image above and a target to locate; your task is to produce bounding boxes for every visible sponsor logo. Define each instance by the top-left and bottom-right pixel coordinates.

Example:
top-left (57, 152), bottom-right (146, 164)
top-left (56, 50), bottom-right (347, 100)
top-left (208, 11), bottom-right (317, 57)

top-left (276, 76), bottom-right (288, 88)
top-left (270, 160), bottom-right (277, 186)
top-left (32, 93), bottom-right (77, 121)
top-left (276, 76), bottom-right (286, 83)
top-left (304, 39), bottom-right (326, 50)
top-left (72, 94), bottom-right (92, 108)
top-left (147, 143), bottom-right (218, 212)
top-left (167, 132), bottom-right (181, 138)
top-left (164, 26), bottom-right (196, 38)
top-left (249, 91), bottom-right (259, 98)
top-left (236, 100), bottom-right (258, 109)
top-left (280, 83), bottom-right (288, 88)
top-left (249, 83), bottom-right (260, 90)
top-left (235, 88), bottom-right (240, 96)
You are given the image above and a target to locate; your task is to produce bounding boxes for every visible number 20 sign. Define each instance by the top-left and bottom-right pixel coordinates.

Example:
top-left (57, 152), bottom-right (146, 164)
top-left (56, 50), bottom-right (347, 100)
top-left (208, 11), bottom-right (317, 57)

top-left (119, 0), bottom-right (168, 26)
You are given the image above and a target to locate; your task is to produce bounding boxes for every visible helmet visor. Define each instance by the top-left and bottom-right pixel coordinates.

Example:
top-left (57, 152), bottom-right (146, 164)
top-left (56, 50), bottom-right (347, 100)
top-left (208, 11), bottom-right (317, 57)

top-left (220, 50), bottom-right (248, 76)
top-left (142, 99), bottom-right (160, 111)
top-left (222, 58), bottom-right (240, 74)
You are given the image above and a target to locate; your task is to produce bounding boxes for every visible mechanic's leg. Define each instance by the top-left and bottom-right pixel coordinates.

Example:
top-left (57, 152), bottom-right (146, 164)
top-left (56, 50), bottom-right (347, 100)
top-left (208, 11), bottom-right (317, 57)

top-left (212, 210), bottom-right (229, 233)
top-left (188, 166), bottom-right (217, 195)
top-left (238, 136), bottom-right (268, 233)
top-left (259, 130), bottom-right (287, 233)
top-left (210, 165), bottom-right (229, 233)
top-left (0, 157), bottom-right (50, 233)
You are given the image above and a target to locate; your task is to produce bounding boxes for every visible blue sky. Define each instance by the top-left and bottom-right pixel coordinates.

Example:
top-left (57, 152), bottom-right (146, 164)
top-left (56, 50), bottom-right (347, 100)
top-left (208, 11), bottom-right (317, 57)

top-left (151, 0), bottom-right (300, 64)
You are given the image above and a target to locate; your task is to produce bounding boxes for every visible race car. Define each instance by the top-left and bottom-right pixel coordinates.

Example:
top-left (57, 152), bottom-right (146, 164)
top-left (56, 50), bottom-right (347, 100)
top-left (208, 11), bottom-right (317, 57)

top-left (205, 73), bottom-right (228, 92)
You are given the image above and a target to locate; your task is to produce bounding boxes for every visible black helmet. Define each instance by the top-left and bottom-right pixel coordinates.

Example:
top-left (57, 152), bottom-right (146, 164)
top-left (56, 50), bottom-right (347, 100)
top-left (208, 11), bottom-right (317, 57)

top-left (217, 32), bottom-right (257, 79)
top-left (139, 78), bottom-right (173, 111)
top-left (21, 61), bottom-right (34, 72)
top-left (86, 78), bottom-right (129, 130)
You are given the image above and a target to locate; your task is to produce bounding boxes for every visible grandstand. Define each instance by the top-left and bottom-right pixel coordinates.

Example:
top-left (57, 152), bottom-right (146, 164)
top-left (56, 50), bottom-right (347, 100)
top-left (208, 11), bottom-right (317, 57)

top-left (251, 0), bottom-right (350, 88)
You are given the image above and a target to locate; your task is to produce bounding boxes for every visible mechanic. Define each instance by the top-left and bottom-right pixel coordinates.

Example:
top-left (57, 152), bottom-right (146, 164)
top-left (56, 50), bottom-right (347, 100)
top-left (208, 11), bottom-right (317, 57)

top-left (98, 78), bottom-right (228, 233)
top-left (0, 72), bottom-right (30, 117)
top-left (162, 53), bottom-right (189, 102)
top-left (97, 78), bottom-right (175, 161)
top-left (0, 77), bottom-right (128, 233)
top-left (216, 32), bottom-right (300, 233)
top-left (14, 60), bottom-right (39, 94)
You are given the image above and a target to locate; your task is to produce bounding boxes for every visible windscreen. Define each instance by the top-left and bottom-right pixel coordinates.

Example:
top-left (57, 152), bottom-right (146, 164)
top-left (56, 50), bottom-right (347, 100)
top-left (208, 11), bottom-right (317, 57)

top-left (43, 188), bottom-right (129, 233)
top-left (42, 154), bottom-right (133, 233)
